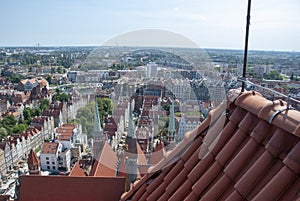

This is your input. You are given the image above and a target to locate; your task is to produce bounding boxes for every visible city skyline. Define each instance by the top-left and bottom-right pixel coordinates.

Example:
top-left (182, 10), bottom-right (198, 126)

top-left (0, 0), bottom-right (300, 51)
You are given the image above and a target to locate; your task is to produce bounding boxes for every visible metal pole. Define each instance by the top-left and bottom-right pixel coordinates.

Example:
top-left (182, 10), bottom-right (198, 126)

top-left (242, 0), bottom-right (252, 92)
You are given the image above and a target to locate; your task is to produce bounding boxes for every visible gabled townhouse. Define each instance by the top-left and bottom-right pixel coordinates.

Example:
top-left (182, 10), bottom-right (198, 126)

top-left (0, 148), bottom-right (6, 176)
top-left (42, 101), bottom-right (66, 127)
top-left (31, 116), bottom-right (55, 140)
top-left (57, 148), bottom-right (71, 172)
top-left (29, 85), bottom-right (51, 101)
top-left (9, 142), bottom-right (18, 167)
top-left (8, 136), bottom-right (23, 161)
top-left (26, 127), bottom-right (43, 152)
top-left (17, 77), bottom-right (48, 92)
top-left (40, 142), bottom-right (71, 172)
top-left (11, 91), bottom-right (30, 104)
top-left (0, 99), bottom-right (10, 117)
top-left (20, 132), bottom-right (32, 157)
top-left (12, 134), bottom-right (28, 160)
top-left (0, 141), bottom-right (12, 173)
top-left (55, 124), bottom-right (85, 160)
top-left (40, 142), bottom-right (62, 172)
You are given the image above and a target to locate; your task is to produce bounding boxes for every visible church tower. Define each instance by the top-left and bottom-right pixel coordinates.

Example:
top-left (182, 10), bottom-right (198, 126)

top-left (27, 149), bottom-right (40, 175)
top-left (92, 101), bottom-right (106, 159)
top-left (167, 96), bottom-right (176, 149)
top-left (124, 99), bottom-right (138, 191)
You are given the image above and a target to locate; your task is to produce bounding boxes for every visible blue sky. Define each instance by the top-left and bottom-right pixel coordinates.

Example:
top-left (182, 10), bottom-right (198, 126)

top-left (0, 0), bottom-right (299, 51)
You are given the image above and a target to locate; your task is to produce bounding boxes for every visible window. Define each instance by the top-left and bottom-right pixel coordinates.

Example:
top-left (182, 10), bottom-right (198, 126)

top-left (52, 166), bottom-right (56, 170)
top-left (46, 161), bottom-right (49, 164)
top-left (47, 166), bottom-right (50, 169)
top-left (52, 162), bottom-right (55, 165)
top-left (46, 157), bottom-right (49, 160)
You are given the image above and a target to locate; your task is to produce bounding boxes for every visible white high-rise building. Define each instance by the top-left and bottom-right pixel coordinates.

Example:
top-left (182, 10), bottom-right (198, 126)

top-left (146, 62), bottom-right (158, 78)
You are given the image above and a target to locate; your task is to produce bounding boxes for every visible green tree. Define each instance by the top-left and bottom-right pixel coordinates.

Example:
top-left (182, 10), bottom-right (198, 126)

top-left (1, 115), bottom-right (17, 127)
top-left (8, 75), bottom-right (23, 83)
top-left (0, 115), bottom-right (17, 134)
top-left (97, 98), bottom-right (112, 124)
top-left (80, 116), bottom-right (87, 133)
top-left (0, 127), bottom-right (8, 139)
top-left (52, 93), bottom-right (69, 102)
top-left (12, 124), bottom-right (28, 134)
top-left (23, 108), bottom-right (32, 122)
top-left (264, 70), bottom-right (283, 80)
top-left (32, 108), bottom-right (41, 117)
top-left (39, 98), bottom-right (50, 111)
top-left (51, 67), bottom-right (56, 74)
top-left (57, 66), bottom-right (63, 74)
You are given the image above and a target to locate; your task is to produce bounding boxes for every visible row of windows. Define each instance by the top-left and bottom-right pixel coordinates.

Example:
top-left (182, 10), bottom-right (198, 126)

top-left (46, 161), bottom-right (55, 165)
top-left (47, 166), bottom-right (56, 170)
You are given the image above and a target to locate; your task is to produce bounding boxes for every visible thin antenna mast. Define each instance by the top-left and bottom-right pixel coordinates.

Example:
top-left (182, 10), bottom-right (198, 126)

top-left (242, 0), bottom-right (252, 92)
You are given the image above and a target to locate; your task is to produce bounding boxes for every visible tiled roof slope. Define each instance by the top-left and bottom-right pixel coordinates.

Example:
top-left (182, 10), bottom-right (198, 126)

top-left (89, 141), bottom-right (118, 177)
top-left (121, 91), bottom-right (300, 201)
top-left (19, 176), bottom-right (125, 201)
top-left (69, 162), bottom-right (86, 177)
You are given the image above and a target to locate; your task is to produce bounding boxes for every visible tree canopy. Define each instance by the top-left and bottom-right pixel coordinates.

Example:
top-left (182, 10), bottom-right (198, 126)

top-left (0, 115), bottom-right (17, 135)
top-left (52, 92), bottom-right (69, 102)
top-left (39, 98), bottom-right (50, 111)
top-left (0, 127), bottom-right (8, 140)
top-left (72, 98), bottom-right (112, 139)
top-left (264, 70), bottom-right (283, 80)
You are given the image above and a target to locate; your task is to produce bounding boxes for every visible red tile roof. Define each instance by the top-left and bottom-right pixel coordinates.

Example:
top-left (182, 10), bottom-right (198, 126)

top-left (121, 91), bottom-right (300, 201)
top-left (69, 162), bottom-right (86, 177)
top-left (137, 142), bottom-right (147, 166)
top-left (0, 194), bottom-right (10, 201)
top-left (18, 175), bottom-right (125, 201)
top-left (56, 124), bottom-right (75, 141)
top-left (89, 141), bottom-right (118, 177)
top-left (27, 149), bottom-right (39, 167)
top-left (41, 142), bottom-right (59, 154)
top-left (149, 141), bottom-right (165, 165)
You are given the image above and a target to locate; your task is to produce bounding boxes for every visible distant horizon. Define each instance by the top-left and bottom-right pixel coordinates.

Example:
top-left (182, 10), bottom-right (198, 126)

top-left (1, 45), bottom-right (299, 53)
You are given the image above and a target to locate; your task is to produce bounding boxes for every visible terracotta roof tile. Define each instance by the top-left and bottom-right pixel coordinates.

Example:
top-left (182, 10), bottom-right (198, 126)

top-left (191, 162), bottom-right (222, 197)
top-left (0, 195), bottom-right (10, 201)
top-left (165, 167), bottom-right (188, 195)
top-left (283, 141), bottom-right (300, 173)
top-left (145, 172), bottom-right (165, 194)
top-left (41, 142), bottom-right (59, 154)
top-left (89, 141), bottom-right (118, 177)
top-left (149, 142), bottom-right (165, 165)
top-left (169, 179), bottom-right (193, 201)
top-left (187, 152), bottom-right (215, 184)
top-left (184, 145), bottom-right (202, 172)
top-left (19, 175), bottom-right (125, 201)
top-left (136, 142), bottom-right (147, 165)
top-left (27, 149), bottom-right (39, 167)
top-left (120, 90), bottom-right (300, 201)
top-left (215, 129), bottom-right (247, 167)
top-left (224, 191), bottom-right (244, 201)
top-left (69, 162), bottom-right (86, 177)
top-left (278, 177), bottom-right (300, 201)
top-left (252, 166), bottom-right (297, 201)
top-left (131, 183), bottom-right (147, 201)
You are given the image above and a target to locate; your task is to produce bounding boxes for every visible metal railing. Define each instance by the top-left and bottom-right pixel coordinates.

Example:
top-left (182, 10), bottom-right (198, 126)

top-left (238, 77), bottom-right (300, 110)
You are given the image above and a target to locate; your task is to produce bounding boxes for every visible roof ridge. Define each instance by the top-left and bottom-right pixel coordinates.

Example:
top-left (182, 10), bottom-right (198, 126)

top-left (236, 91), bottom-right (300, 137)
